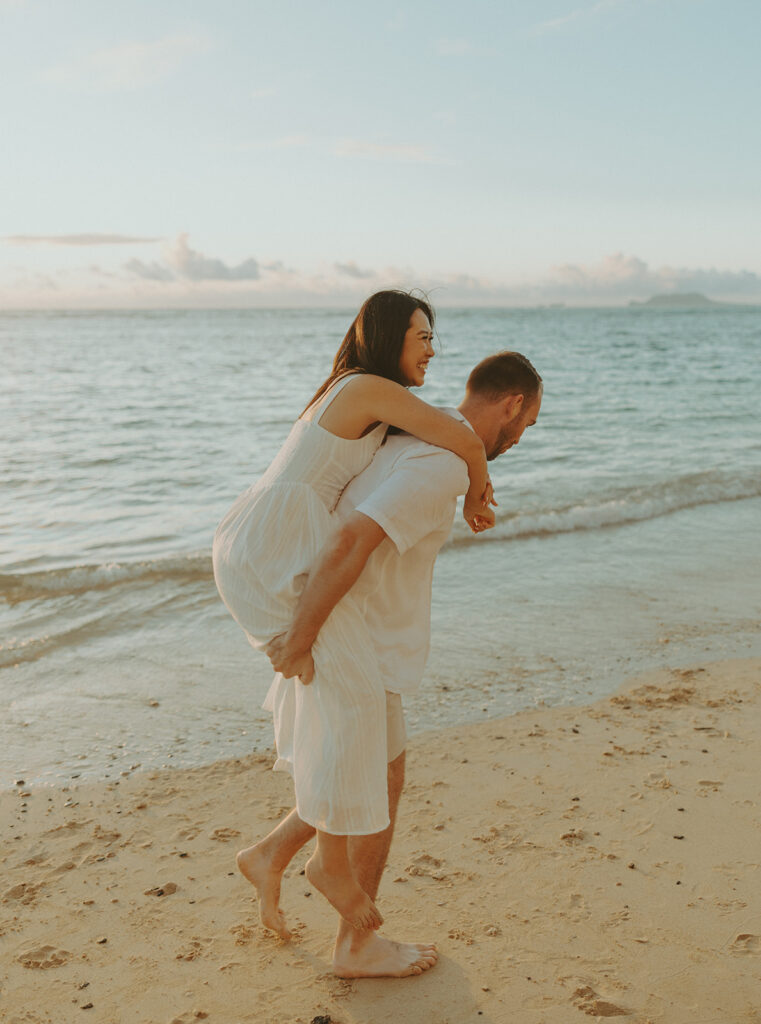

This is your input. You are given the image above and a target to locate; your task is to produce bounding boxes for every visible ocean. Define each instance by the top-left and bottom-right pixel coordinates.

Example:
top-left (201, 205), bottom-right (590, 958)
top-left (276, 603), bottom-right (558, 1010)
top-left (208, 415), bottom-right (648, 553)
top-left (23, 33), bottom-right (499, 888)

top-left (2, 306), bottom-right (760, 787)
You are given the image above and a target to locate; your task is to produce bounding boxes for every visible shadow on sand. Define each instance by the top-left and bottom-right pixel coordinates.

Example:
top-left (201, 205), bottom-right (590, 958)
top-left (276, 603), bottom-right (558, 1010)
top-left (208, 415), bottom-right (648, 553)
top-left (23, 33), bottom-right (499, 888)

top-left (290, 944), bottom-right (498, 1024)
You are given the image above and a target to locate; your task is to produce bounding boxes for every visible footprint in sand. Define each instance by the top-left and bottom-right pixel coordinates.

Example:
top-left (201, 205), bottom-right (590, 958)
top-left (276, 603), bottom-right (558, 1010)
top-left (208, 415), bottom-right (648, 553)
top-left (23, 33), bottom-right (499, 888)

top-left (174, 826), bottom-right (202, 841)
top-left (48, 860), bottom-right (78, 876)
top-left (731, 933), bottom-right (761, 955)
top-left (572, 985), bottom-right (630, 1017)
top-left (92, 825), bottom-right (122, 845)
top-left (561, 829), bottom-right (586, 843)
top-left (568, 893), bottom-right (591, 920)
top-left (21, 847), bottom-right (50, 867)
top-left (18, 945), bottom-right (71, 970)
top-left (209, 827), bottom-right (241, 842)
top-left (4, 881), bottom-right (44, 906)
top-left (82, 850), bottom-right (117, 867)
top-left (175, 937), bottom-right (212, 961)
top-left (45, 820), bottom-right (87, 836)
top-left (229, 923), bottom-right (256, 946)
top-left (406, 853), bottom-right (448, 880)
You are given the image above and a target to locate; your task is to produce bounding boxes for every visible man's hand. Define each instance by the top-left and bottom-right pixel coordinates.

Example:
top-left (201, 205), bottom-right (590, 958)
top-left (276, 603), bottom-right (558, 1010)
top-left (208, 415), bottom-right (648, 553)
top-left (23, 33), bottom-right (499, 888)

top-left (265, 633), bottom-right (315, 685)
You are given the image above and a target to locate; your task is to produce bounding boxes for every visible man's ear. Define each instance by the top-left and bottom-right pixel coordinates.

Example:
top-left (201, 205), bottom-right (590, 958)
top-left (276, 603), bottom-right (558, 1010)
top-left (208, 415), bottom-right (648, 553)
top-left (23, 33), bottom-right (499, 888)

top-left (503, 392), bottom-right (525, 422)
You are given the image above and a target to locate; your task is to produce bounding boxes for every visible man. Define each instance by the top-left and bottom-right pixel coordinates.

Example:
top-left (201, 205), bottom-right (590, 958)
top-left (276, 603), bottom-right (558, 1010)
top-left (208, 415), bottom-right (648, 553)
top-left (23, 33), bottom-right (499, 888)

top-left (236, 351), bottom-right (542, 978)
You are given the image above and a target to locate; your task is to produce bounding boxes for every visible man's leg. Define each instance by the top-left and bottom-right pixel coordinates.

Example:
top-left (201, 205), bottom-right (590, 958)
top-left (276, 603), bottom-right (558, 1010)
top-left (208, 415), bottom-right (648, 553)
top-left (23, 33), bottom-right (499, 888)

top-left (332, 750), bottom-right (439, 978)
top-left (237, 809), bottom-right (315, 940)
top-left (348, 749), bottom-right (405, 900)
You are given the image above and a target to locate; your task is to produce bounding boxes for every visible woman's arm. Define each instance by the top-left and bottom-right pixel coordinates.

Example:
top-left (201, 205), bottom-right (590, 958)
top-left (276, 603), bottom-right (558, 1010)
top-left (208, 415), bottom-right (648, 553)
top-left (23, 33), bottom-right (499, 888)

top-left (357, 376), bottom-right (494, 531)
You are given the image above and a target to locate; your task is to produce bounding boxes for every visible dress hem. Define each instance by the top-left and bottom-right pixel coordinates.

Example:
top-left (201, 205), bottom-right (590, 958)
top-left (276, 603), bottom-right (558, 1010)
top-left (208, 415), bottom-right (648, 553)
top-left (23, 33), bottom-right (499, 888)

top-left (271, 759), bottom-right (390, 836)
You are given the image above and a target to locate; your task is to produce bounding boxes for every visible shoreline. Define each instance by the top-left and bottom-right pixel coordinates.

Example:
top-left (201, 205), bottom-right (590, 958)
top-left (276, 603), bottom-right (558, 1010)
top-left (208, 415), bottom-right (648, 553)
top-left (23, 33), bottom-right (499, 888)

top-left (6, 493), bottom-right (761, 792)
top-left (3, 656), bottom-right (760, 1023)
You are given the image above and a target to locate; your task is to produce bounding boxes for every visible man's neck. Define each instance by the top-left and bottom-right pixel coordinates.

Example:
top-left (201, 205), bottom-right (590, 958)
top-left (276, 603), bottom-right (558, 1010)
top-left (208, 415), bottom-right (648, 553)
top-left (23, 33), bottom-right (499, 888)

top-left (456, 397), bottom-right (487, 446)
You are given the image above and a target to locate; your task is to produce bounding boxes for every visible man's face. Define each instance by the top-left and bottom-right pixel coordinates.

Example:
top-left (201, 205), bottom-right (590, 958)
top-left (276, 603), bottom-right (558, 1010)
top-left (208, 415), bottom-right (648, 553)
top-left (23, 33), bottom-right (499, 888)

top-left (486, 387), bottom-right (542, 460)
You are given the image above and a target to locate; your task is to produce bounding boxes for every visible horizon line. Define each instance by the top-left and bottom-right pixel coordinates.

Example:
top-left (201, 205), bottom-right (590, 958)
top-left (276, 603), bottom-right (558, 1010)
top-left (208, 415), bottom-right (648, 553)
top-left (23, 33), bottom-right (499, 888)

top-left (2, 300), bottom-right (759, 314)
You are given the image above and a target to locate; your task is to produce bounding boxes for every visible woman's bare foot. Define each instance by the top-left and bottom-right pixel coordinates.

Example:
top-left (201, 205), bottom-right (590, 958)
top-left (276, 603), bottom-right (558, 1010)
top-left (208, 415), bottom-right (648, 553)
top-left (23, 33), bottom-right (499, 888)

top-left (333, 930), bottom-right (438, 978)
top-left (236, 844), bottom-right (291, 940)
top-left (305, 852), bottom-right (383, 931)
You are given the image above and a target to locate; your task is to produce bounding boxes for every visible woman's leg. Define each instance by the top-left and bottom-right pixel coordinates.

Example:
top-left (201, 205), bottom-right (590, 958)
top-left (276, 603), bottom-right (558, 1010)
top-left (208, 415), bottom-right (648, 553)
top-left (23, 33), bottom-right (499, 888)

top-left (305, 829), bottom-right (383, 931)
top-left (237, 809), bottom-right (315, 940)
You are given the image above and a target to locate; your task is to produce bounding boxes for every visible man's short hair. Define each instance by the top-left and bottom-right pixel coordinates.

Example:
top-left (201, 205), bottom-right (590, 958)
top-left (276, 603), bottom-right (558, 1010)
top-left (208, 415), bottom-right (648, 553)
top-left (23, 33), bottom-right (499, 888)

top-left (466, 351), bottom-right (542, 401)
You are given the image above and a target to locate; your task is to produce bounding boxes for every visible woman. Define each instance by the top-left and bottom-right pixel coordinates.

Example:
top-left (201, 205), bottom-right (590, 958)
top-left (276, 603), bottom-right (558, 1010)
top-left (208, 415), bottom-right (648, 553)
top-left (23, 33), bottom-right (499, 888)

top-left (213, 290), bottom-right (494, 931)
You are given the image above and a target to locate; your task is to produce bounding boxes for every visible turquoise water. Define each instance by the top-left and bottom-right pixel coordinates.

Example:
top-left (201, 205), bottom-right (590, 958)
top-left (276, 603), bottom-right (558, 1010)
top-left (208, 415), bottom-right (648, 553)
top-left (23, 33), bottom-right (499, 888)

top-left (2, 307), bottom-right (760, 784)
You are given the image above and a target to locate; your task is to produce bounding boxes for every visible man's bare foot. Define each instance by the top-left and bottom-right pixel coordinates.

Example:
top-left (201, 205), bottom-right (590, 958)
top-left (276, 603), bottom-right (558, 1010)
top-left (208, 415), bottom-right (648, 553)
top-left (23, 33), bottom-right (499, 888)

top-left (236, 844), bottom-right (291, 940)
top-left (333, 930), bottom-right (438, 978)
top-left (305, 853), bottom-right (383, 931)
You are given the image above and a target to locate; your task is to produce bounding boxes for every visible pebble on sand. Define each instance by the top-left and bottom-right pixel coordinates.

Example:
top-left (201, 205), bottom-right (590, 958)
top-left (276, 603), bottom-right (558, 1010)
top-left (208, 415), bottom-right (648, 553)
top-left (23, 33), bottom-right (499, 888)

top-left (144, 883), bottom-right (178, 897)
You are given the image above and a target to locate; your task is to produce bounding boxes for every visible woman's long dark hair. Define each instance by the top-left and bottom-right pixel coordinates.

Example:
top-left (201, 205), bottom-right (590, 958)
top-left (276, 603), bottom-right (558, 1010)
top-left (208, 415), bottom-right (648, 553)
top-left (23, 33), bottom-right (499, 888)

top-left (301, 289), bottom-right (435, 415)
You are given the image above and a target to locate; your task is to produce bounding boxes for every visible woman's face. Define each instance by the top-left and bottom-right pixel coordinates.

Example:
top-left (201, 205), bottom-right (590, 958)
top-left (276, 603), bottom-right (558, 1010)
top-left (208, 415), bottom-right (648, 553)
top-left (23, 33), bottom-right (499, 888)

top-left (398, 308), bottom-right (434, 387)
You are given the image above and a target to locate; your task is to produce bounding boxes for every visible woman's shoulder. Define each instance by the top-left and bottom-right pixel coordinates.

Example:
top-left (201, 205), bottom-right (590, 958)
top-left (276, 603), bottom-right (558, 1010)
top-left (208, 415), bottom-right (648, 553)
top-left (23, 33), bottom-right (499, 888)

top-left (320, 373), bottom-right (404, 411)
top-left (340, 373), bottom-right (403, 397)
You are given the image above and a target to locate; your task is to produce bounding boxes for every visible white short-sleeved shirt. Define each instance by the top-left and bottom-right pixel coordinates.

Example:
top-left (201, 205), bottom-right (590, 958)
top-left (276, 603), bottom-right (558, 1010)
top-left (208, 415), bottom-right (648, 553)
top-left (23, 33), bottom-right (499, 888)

top-left (335, 409), bottom-right (471, 695)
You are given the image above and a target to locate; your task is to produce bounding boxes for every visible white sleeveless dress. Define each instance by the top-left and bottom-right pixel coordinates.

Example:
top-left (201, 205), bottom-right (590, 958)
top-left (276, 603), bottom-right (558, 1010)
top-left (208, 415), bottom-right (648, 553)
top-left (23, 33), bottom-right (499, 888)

top-left (212, 375), bottom-right (390, 835)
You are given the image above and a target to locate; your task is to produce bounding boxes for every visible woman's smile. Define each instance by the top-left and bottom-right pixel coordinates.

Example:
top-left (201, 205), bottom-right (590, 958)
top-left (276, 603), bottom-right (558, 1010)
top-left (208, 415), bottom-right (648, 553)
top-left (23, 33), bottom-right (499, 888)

top-left (398, 309), bottom-right (435, 387)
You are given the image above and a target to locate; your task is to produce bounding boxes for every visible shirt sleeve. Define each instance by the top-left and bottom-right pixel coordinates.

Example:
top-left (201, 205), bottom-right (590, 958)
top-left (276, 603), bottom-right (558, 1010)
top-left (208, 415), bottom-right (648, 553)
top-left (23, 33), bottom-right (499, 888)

top-left (355, 448), bottom-right (469, 555)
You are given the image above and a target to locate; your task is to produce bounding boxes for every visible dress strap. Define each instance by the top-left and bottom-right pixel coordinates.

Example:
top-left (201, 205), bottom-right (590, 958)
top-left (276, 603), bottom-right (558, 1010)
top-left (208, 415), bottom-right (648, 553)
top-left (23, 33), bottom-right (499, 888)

top-left (306, 373), bottom-right (361, 425)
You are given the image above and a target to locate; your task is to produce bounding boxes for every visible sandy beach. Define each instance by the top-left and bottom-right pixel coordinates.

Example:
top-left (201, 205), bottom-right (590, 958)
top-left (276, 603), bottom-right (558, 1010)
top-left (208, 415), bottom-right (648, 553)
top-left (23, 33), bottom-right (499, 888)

top-left (2, 656), bottom-right (759, 1024)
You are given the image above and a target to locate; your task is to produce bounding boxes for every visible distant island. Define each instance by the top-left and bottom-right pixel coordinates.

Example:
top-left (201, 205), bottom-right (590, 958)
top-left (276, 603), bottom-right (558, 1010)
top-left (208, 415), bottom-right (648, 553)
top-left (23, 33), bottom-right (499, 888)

top-left (629, 292), bottom-right (720, 308)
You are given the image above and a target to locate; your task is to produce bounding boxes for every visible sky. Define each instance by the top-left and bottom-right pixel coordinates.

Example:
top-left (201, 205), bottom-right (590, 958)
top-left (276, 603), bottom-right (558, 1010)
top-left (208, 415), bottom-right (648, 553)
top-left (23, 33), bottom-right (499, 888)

top-left (1, 0), bottom-right (760, 308)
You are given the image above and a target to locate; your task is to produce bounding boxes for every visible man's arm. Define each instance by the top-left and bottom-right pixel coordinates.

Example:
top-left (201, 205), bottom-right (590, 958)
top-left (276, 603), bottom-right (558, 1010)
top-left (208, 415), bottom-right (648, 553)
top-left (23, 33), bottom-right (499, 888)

top-left (268, 444), bottom-right (468, 682)
top-left (266, 511), bottom-right (387, 682)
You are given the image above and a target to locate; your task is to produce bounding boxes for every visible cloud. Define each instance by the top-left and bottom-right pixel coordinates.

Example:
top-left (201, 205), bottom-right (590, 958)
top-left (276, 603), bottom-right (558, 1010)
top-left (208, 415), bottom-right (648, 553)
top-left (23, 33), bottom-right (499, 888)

top-left (529, 0), bottom-right (628, 34)
top-left (334, 261), bottom-right (374, 280)
top-left (7, 247), bottom-right (761, 310)
top-left (5, 233), bottom-right (161, 246)
top-left (552, 252), bottom-right (649, 290)
top-left (166, 234), bottom-right (260, 281)
top-left (87, 264), bottom-right (118, 279)
top-left (331, 256), bottom-right (761, 306)
top-left (545, 253), bottom-right (761, 300)
top-left (334, 139), bottom-right (438, 164)
top-left (44, 30), bottom-right (212, 90)
top-left (125, 234), bottom-right (261, 283)
top-left (124, 258), bottom-right (175, 282)
top-left (417, 255), bottom-right (761, 305)
top-left (12, 271), bottom-right (60, 291)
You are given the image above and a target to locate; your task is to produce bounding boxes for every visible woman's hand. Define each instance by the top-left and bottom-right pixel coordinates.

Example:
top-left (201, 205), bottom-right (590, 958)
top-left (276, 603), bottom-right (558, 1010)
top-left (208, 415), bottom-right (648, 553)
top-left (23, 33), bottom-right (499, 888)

top-left (482, 478), bottom-right (498, 509)
top-left (463, 480), bottom-right (497, 534)
top-left (265, 633), bottom-right (315, 685)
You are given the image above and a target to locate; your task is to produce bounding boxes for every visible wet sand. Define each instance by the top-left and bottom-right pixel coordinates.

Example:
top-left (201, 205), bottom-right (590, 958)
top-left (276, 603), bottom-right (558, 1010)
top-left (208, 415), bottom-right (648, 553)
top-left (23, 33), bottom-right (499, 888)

top-left (2, 657), bottom-right (760, 1024)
